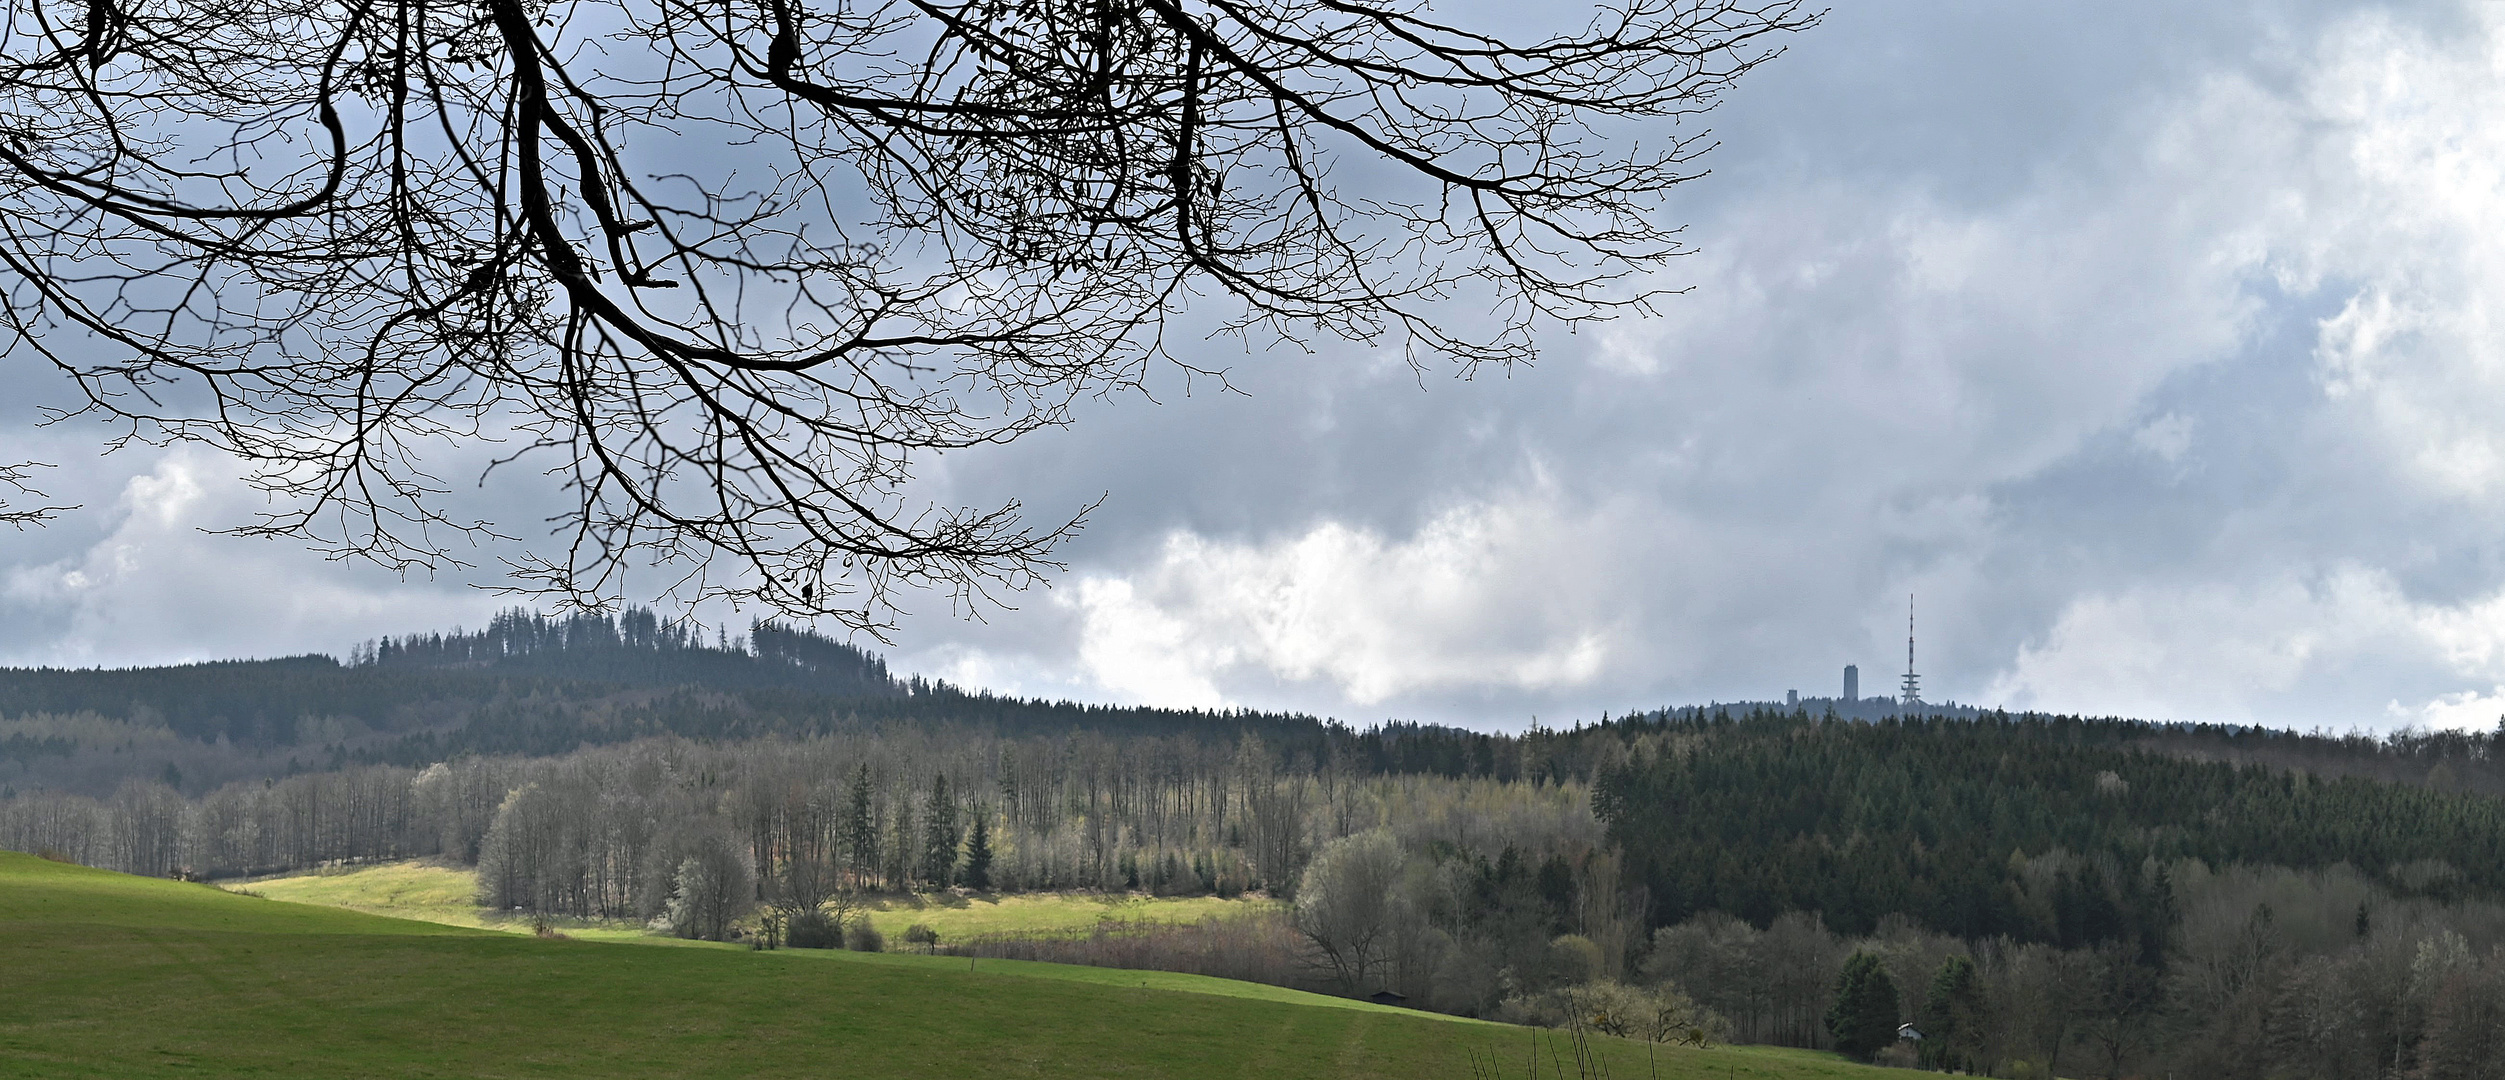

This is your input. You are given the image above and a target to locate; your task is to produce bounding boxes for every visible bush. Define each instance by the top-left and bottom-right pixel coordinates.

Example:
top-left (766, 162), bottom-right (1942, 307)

top-left (1547, 934), bottom-right (1603, 986)
top-left (903, 923), bottom-right (939, 953)
top-left (943, 910), bottom-right (1306, 991)
top-left (1497, 981), bottom-right (1731, 1045)
top-left (787, 911), bottom-right (841, 949)
top-left (845, 916), bottom-right (885, 952)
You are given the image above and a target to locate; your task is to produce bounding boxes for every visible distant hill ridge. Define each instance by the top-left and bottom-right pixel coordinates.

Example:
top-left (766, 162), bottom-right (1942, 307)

top-left (0, 610), bottom-right (1372, 785)
top-left (350, 608), bottom-right (900, 695)
top-left (0, 609), bottom-right (901, 746)
top-left (10, 610), bottom-right (2505, 812)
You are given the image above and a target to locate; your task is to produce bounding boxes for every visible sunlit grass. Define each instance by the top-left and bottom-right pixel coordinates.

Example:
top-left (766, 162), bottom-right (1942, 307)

top-left (235, 858), bottom-right (1281, 942)
top-left (236, 858), bottom-right (488, 922)
top-left (860, 888), bottom-right (1277, 941)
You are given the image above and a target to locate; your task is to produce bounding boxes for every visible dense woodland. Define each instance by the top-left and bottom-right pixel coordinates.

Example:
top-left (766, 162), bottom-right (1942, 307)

top-left (13, 614), bottom-right (2505, 1076)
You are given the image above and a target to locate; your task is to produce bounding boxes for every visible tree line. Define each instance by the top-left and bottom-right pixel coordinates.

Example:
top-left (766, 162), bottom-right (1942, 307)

top-left (20, 662), bottom-right (2505, 1075)
top-left (1595, 709), bottom-right (2505, 937)
top-left (0, 726), bottom-right (1597, 903)
top-left (1626, 857), bottom-right (2505, 1078)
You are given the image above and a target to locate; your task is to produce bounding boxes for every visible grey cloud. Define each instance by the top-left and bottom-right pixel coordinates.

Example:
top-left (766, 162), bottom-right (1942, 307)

top-left (11, 0), bottom-right (2505, 737)
top-left (888, 0), bottom-right (2505, 729)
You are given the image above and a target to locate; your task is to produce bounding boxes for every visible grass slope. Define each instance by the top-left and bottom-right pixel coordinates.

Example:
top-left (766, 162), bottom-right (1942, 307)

top-left (3, 853), bottom-right (1918, 1080)
top-left (233, 862), bottom-right (1436, 1013)
top-left (239, 860), bottom-right (1275, 944)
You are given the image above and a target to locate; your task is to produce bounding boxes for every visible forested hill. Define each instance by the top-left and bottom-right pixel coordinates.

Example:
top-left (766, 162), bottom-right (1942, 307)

top-left (1595, 709), bottom-right (2505, 941)
top-left (0, 609), bottom-right (900, 729)
top-left (0, 609), bottom-right (1361, 793)
top-left (358, 608), bottom-right (902, 693)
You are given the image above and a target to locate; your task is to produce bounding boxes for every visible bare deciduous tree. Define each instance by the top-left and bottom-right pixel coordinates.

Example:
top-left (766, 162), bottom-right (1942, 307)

top-left (664, 831), bottom-right (756, 940)
top-left (1293, 827), bottom-right (1405, 992)
top-left (0, 0), bottom-right (1812, 630)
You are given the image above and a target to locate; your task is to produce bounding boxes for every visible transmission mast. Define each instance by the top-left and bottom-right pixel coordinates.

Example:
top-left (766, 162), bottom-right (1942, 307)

top-left (1900, 593), bottom-right (1922, 708)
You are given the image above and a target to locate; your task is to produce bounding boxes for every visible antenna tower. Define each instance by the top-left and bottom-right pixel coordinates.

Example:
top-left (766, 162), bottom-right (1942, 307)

top-left (1900, 593), bottom-right (1922, 707)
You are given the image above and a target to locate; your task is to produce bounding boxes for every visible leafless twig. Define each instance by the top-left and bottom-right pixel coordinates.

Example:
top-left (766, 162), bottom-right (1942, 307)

top-left (0, 461), bottom-right (74, 527)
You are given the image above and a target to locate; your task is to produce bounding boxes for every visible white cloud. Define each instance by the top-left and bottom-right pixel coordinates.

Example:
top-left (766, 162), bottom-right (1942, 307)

top-left (1966, 6), bottom-right (2505, 727)
top-left (2409, 687), bottom-right (2505, 732)
top-left (1983, 567), bottom-right (2416, 722)
top-left (2278, 9), bottom-right (2505, 498)
top-left (1988, 563), bottom-right (2505, 729)
top-left (1, 448), bottom-right (487, 667)
top-left (1059, 496), bottom-right (1618, 709)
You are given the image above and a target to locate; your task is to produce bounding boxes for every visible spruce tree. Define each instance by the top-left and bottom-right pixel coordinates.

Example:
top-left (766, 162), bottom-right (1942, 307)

top-left (1919, 955), bottom-right (1986, 1072)
top-left (1825, 951), bottom-right (1900, 1061)
top-left (885, 797), bottom-right (915, 891)
top-left (963, 808), bottom-right (993, 892)
top-left (920, 773), bottom-right (959, 888)
top-left (843, 763), bottom-right (878, 889)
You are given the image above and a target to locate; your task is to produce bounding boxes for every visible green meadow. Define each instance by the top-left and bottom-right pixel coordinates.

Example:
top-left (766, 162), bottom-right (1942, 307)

top-left (2, 852), bottom-right (1921, 1079)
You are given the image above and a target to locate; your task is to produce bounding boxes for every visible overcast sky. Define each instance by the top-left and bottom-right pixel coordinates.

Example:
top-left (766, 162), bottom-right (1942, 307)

top-left (13, 0), bottom-right (2505, 733)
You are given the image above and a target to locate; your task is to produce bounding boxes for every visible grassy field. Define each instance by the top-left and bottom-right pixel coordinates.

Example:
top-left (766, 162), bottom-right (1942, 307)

top-left (236, 859), bottom-right (1275, 944)
top-left (234, 860), bottom-right (493, 924)
top-left (4, 852), bottom-right (1924, 1079)
top-left (858, 888), bottom-right (1273, 941)
top-left (232, 860), bottom-right (658, 944)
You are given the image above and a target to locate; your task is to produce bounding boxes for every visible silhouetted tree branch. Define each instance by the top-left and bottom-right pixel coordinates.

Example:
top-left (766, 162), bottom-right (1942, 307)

top-left (0, 0), bottom-right (1815, 631)
top-left (0, 461), bottom-right (73, 527)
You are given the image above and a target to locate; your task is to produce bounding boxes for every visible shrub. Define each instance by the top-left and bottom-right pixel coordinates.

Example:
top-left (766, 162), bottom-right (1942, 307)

top-left (845, 916), bottom-right (885, 952)
top-left (945, 909), bottom-right (1308, 991)
top-left (786, 911), bottom-right (842, 949)
top-left (1498, 981), bottom-right (1731, 1045)
top-left (903, 923), bottom-right (940, 953)
top-left (1546, 934), bottom-right (1603, 986)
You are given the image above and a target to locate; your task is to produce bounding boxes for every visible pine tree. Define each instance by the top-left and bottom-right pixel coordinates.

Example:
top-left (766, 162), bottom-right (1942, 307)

top-left (963, 807), bottom-right (994, 892)
top-left (1826, 951), bottom-right (1900, 1061)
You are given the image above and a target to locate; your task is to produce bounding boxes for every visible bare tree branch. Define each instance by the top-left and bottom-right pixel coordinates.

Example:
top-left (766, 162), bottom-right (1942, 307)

top-left (0, 0), bottom-right (1817, 633)
top-left (0, 461), bottom-right (75, 528)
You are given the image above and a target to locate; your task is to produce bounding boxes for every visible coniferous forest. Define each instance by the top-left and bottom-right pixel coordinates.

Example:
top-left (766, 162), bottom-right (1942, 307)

top-left (10, 612), bottom-right (2505, 1077)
